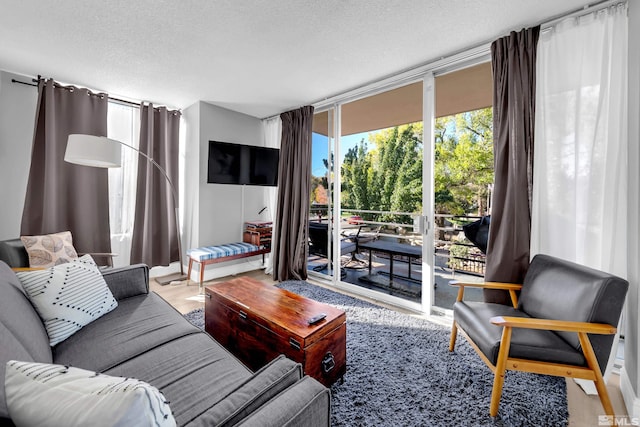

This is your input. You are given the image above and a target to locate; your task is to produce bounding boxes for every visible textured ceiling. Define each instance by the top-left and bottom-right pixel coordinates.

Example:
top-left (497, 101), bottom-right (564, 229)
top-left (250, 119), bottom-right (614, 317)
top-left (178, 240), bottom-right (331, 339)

top-left (0, 0), bottom-right (594, 118)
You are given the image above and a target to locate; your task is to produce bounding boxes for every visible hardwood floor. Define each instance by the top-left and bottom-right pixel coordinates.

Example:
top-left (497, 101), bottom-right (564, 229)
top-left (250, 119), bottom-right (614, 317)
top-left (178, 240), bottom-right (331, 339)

top-left (150, 269), bottom-right (276, 314)
top-left (151, 269), bottom-right (628, 426)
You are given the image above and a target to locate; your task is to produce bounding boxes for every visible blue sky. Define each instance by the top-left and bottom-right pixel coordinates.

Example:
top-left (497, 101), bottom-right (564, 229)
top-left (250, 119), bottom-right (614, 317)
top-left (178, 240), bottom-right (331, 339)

top-left (311, 132), bottom-right (369, 178)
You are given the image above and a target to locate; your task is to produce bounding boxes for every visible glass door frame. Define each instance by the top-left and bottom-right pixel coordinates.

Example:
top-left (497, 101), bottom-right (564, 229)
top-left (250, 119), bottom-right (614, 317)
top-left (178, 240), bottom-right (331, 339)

top-left (312, 79), bottom-right (433, 315)
top-left (308, 106), bottom-right (337, 283)
top-left (310, 49), bottom-right (492, 317)
top-left (421, 72), bottom-right (436, 314)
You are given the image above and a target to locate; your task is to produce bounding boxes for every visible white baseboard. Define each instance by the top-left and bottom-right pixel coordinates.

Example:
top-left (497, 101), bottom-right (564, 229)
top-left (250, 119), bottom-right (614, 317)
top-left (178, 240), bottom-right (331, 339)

top-left (185, 257), bottom-right (267, 283)
top-left (149, 262), bottom-right (181, 278)
top-left (620, 367), bottom-right (640, 419)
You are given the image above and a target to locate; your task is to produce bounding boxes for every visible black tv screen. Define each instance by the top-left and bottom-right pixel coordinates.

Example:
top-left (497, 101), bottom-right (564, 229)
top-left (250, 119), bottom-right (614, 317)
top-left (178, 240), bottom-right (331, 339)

top-left (207, 141), bottom-right (279, 186)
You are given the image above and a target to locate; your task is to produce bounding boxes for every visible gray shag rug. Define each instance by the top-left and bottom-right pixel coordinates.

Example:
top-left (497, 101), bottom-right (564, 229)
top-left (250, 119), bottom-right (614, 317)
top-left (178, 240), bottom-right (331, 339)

top-left (184, 280), bottom-right (568, 427)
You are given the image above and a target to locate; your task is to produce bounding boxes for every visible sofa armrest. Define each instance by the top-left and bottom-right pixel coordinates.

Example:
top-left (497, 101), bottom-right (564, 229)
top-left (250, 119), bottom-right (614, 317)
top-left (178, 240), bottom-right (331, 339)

top-left (235, 375), bottom-right (330, 427)
top-left (101, 264), bottom-right (149, 300)
top-left (191, 355), bottom-right (304, 427)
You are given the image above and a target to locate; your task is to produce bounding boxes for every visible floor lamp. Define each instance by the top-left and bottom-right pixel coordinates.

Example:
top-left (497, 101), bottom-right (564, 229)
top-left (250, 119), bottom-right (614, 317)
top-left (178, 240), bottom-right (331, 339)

top-left (64, 134), bottom-right (186, 284)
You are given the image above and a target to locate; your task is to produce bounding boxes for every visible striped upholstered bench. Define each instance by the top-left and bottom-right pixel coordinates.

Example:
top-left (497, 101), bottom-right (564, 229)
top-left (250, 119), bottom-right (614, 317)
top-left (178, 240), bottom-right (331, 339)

top-left (187, 242), bottom-right (270, 290)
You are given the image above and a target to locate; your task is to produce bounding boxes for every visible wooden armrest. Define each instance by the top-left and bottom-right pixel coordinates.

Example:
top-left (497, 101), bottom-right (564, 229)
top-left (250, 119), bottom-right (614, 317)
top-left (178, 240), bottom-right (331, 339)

top-left (490, 316), bottom-right (617, 335)
top-left (79, 252), bottom-right (118, 257)
top-left (449, 281), bottom-right (523, 291)
top-left (11, 267), bottom-right (45, 271)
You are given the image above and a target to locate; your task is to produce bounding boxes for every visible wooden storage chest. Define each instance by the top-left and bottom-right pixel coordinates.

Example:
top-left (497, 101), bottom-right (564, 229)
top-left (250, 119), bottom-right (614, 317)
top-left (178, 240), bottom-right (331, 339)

top-left (204, 277), bottom-right (346, 387)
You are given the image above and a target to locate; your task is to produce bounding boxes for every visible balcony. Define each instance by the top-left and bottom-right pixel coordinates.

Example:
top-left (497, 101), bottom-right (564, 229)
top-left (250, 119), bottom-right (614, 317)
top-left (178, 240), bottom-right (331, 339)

top-left (307, 207), bottom-right (486, 310)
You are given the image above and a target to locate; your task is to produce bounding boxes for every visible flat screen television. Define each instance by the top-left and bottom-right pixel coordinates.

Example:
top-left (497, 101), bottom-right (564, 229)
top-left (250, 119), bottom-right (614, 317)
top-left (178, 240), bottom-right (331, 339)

top-left (207, 140), bottom-right (279, 186)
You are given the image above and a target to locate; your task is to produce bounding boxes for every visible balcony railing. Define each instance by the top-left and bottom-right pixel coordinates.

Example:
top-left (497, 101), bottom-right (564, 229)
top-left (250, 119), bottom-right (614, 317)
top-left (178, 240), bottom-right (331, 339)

top-left (309, 205), bottom-right (486, 277)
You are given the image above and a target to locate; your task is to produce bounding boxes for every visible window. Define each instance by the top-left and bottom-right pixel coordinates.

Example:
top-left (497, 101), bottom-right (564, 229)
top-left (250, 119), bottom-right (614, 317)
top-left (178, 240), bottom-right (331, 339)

top-left (107, 102), bottom-right (140, 267)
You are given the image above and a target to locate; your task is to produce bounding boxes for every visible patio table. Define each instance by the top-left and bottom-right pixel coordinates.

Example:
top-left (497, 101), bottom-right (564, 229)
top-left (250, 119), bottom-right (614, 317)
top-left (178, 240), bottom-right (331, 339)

top-left (358, 239), bottom-right (423, 285)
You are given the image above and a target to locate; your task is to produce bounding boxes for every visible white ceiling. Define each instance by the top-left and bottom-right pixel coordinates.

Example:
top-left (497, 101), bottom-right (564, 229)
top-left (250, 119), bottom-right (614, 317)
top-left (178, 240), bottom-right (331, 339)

top-left (0, 0), bottom-right (594, 118)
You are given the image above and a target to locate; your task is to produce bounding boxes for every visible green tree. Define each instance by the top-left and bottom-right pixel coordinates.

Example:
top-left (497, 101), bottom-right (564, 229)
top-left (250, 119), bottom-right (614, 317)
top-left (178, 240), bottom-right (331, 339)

top-left (340, 108), bottom-right (492, 230)
top-left (434, 108), bottom-right (493, 216)
top-left (342, 124), bottom-right (423, 224)
top-left (341, 139), bottom-right (372, 216)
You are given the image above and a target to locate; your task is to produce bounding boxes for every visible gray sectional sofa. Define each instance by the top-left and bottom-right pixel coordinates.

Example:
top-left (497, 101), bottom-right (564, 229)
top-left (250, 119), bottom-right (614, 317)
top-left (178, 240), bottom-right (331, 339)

top-left (0, 260), bottom-right (331, 426)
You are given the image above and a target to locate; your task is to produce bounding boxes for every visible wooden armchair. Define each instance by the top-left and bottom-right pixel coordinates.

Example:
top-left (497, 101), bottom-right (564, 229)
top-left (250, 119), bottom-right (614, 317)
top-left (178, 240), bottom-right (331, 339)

top-left (449, 254), bottom-right (628, 420)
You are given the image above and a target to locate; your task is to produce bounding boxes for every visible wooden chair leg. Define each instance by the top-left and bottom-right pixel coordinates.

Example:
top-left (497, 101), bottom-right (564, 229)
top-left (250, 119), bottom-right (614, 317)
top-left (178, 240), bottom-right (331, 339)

top-left (578, 332), bottom-right (615, 417)
top-left (490, 326), bottom-right (513, 417)
top-left (449, 321), bottom-right (458, 351)
top-left (508, 290), bottom-right (518, 308)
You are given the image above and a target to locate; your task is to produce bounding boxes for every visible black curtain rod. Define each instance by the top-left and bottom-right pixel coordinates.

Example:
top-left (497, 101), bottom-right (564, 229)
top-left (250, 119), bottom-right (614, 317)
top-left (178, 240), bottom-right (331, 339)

top-left (10, 77), bottom-right (178, 112)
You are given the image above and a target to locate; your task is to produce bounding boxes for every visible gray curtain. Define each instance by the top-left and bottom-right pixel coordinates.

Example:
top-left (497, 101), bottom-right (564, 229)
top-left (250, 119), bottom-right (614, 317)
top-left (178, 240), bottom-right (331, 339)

top-left (130, 104), bottom-right (181, 267)
top-left (272, 106), bottom-right (314, 281)
top-left (484, 26), bottom-right (540, 304)
top-left (21, 79), bottom-right (112, 259)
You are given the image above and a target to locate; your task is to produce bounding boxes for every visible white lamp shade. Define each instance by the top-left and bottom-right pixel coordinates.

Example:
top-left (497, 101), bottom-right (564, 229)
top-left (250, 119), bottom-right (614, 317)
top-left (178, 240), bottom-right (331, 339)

top-left (64, 134), bottom-right (122, 168)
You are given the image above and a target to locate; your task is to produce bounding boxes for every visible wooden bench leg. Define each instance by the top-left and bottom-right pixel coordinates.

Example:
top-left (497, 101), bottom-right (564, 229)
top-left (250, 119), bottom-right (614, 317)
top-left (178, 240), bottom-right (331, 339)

top-left (187, 258), bottom-right (193, 286)
top-left (199, 261), bottom-right (205, 293)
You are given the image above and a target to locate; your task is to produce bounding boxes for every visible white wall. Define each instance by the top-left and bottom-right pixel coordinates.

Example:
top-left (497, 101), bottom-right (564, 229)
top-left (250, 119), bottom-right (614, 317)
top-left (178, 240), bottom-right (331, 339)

top-left (181, 101), bottom-right (200, 263)
top-left (0, 71), bottom-right (38, 240)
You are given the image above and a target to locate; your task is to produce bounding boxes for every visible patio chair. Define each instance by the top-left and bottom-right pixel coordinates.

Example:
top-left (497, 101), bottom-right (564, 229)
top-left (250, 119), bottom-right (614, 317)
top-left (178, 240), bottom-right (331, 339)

top-left (342, 224), bottom-right (381, 268)
top-left (308, 222), bottom-right (356, 278)
top-left (448, 254), bottom-right (628, 418)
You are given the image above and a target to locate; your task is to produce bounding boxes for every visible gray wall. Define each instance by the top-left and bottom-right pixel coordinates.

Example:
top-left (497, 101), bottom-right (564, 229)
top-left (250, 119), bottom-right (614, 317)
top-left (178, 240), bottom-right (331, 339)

top-left (197, 101), bottom-right (266, 246)
top-left (0, 71), bottom-right (38, 240)
top-left (180, 100), bottom-right (270, 280)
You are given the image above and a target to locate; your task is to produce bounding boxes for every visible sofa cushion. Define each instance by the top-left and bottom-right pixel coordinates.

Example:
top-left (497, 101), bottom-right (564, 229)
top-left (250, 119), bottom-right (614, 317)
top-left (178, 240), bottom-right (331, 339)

top-left (53, 292), bottom-right (200, 372)
top-left (190, 355), bottom-right (303, 427)
top-left (0, 262), bottom-right (52, 419)
top-left (187, 243), bottom-right (261, 262)
top-left (16, 255), bottom-right (118, 346)
top-left (5, 360), bottom-right (175, 427)
top-left (454, 301), bottom-right (585, 367)
top-left (104, 333), bottom-right (252, 426)
top-left (20, 231), bottom-right (78, 268)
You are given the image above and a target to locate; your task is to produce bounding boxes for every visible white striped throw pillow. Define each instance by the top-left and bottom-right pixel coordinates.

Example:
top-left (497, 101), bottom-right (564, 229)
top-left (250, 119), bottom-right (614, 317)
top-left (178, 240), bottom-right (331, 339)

top-left (16, 255), bottom-right (117, 346)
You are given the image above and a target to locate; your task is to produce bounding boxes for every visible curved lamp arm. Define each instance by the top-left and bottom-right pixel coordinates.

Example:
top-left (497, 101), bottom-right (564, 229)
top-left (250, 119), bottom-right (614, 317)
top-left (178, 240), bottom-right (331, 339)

top-left (64, 134), bottom-right (184, 276)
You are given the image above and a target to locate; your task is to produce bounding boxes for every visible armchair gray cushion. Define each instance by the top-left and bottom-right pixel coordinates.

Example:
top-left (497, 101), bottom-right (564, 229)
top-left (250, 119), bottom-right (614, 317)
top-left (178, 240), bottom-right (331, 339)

top-left (0, 239), bottom-right (29, 268)
top-left (454, 301), bottom-right (585, 367)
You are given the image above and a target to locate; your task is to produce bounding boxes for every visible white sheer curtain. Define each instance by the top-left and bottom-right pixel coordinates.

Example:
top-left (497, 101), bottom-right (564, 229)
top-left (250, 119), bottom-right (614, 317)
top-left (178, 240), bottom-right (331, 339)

top-left (531, 3), bottom-right (628, 391)
top-left (263, 116), bottom-right (282, 274)
top-left (107, 102), bottom-right (140, 268)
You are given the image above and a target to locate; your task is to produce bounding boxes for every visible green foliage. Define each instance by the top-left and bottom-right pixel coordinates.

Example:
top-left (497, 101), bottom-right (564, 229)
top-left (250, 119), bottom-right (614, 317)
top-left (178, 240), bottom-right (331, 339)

top-left (448, 243), bottom-right (470, 270)
top-left (330, 107), bottom-right (493, 223)
top-left (434, 108), bottom-right (493, 216)
top-left (341, 124), bottom-right (423, 224)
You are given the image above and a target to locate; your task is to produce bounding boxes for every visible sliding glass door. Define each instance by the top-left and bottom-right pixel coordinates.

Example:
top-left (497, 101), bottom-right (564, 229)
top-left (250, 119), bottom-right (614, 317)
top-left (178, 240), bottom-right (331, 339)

top-left (338, 81), bottom-right (427, 309)
top-left (307, 60), bottom-right (493, 315)
top-left (307, 81), bottom-right (431, 313)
